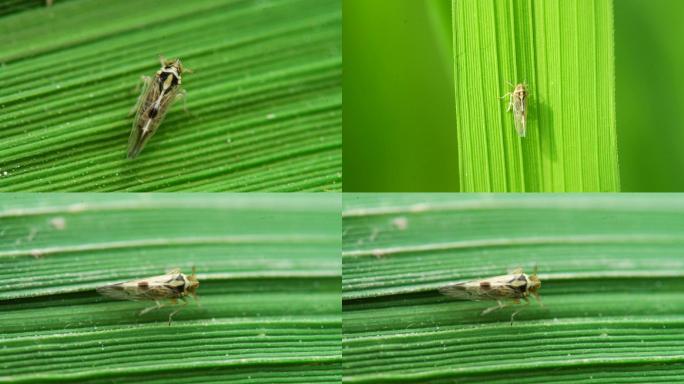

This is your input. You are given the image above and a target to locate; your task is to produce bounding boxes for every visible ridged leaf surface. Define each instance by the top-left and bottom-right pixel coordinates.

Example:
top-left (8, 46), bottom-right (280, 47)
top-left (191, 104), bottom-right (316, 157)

top-left (343, 194), bottom-right (684, 383)
top-left (0, 0), bottom-right (341, 191)
top-left (0, 194), bottom-right (341, 383)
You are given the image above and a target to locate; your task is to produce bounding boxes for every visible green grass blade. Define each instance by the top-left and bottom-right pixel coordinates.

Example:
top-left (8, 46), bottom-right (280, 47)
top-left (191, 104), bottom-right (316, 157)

top-left (0, 194), bottom-right (341, 383)
top-left (342, 194), bottom-right (684, 383)
top-left (453, 0), bottom-right (619, 192)
top-left (0, 0), bottom-right (341, 191)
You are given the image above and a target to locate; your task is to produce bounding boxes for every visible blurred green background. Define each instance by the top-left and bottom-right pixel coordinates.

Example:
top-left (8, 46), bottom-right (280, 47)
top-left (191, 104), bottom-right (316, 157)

top-left (615, 0), bottom-right (684, 192)
top-left (344, 0), bottom-right (684, 192)
top-left (343, 0), bottom-right (457, 192)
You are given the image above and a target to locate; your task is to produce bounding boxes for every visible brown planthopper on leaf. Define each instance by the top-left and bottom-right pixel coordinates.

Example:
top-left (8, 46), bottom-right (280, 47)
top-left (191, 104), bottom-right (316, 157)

top-left (439, 267), bottom-right (542, 324)
top-left (97, 267), bottom-right (200, 325)
top-left (502, 83), bottom-right (528, 137)
top-left (127, 56), bottom-right (188, 159)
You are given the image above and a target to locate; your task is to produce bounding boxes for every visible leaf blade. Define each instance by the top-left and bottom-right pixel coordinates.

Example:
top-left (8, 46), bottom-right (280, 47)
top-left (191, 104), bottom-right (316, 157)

top-left (0, 0), bottom-right (341, 191)
top-left (0, 194), bottom-right (341, 383)
top-left (343, 194), bottom-right (684, 383)
top-left (453, 0), bottom-right (619, 192)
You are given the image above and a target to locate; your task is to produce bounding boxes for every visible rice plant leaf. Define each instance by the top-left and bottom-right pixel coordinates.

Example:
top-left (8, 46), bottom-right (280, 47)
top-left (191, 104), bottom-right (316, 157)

top-left (453, 0), bottom-right (619, 192)
top-left (0, 194), bottom-right (341, 383)
top-left (342, 194), bottom-right (684, 383)
top-left (0, 0), bottom-right (341, 191)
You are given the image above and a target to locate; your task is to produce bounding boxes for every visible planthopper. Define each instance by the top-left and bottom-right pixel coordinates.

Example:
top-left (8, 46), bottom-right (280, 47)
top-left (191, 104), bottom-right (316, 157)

top-left (127, 56), bottom-right (187, 159)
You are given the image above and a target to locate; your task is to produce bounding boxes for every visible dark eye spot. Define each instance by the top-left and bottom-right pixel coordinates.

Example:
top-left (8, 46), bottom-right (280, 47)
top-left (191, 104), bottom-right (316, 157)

top-left (479, 281), bottom-right (491, 290)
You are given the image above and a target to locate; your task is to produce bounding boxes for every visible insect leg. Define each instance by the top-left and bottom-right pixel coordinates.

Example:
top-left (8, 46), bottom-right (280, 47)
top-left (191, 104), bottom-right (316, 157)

top-left (176, 89), bottom-right (189, 114)
top-left (499, 93), bottom-right (513, 112)
top-left (139, 300), bottom-right (165, 316)
top-left (499, 91), bottom-right (514, 112)
top-left (167, 297), bottom-right (188, 326)
top-left (510, 297), bottom-right (531, 325)
top-left (192, 288), bottom-right (201, 308)
top-left (129, 76), bottom-right (152, 116)
top-left (481, 300), bottom-right (508, 316)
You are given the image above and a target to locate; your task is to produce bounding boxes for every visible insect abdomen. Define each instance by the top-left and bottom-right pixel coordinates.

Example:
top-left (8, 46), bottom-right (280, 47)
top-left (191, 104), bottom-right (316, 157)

top-left (147, 107), bottom-right (159, 119)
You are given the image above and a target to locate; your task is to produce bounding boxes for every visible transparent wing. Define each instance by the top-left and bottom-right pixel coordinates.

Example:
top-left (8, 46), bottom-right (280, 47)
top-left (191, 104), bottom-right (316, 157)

top-left (96, 284), bottom-right (143, 301)
top-left (439, 282), bottom-right (482, 300)
top-left (440, 274), bottom-right (527, 301)
top-left (97, 278), bottom-right (181, 301)
top-left (483, 285), bottom-right (522, 300)
top-left (140, 285), bottom-right (180, 300)
top-left (128, 77), bottom-right (160, 159)
top-left (513, 97), bottom-right (527, 137)
top-left (127, 81), bottom-right (181, 158)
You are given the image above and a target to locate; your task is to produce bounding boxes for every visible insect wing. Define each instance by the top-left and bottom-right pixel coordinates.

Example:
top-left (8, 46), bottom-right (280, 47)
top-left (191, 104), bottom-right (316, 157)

top-left (512, 87), bottom-right (527, 137)
top-left (153, 85), bottom-right (182, 124)
top-left (439, 273), bottom-right (525, 301)
top-left (130, 76), bottom-right (157, 130)
top-left (97, 272), bottom-right (181, 301)
top-left (96, 283), bottom-right (141, 301)
top-left (139, 284), bottom-right (180, 300)
top-left (128, 78), bottom-right (159, 158)
top-left (138, 272), bottom-right (185, 300)
top-left (439, 282), bottom-right (480, 300)
top-left (513, 98), bottom-right (526, 137)
top-left (485, 273), bottom-right (527, 299)
top-left (127, 79), bottom-right (181, 159)
top-left (439, 279), bottom-right (499, 301)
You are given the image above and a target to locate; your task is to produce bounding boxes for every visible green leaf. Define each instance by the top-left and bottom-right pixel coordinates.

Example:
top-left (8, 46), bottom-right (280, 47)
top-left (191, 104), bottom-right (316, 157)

top-left (342, 194), bottom-right (684, 383)
top-left (453, 0), bottom-right (619, 192)
top-left (0, 0), bottom-right (341, 191)
top-left (0, 0), bottom-right (54, 17)
top-left (0, 194), bottom-right (341, 383)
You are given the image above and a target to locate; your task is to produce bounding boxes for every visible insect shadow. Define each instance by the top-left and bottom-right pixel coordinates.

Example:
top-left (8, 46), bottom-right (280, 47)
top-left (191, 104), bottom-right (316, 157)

top-left (536, 99), bottom-right (557, 161)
